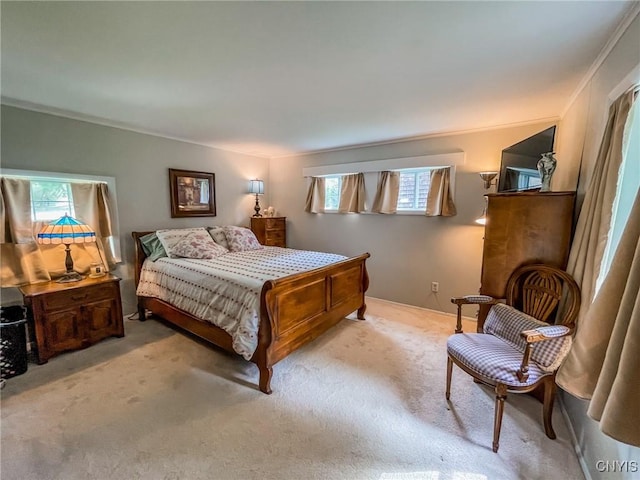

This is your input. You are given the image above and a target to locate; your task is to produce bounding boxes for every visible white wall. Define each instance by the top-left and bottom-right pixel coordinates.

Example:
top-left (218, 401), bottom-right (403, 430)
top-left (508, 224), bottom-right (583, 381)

top-left (0, 105), bottom-right (270, 313)
top-left (269, 121), bottom-right (557, 315)
top-left (557, 13), bottom-right (640, 480)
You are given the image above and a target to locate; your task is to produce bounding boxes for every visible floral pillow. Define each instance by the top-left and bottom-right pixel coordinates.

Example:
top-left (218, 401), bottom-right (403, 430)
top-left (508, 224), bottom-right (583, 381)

top-left (171, 231), bottom-right (229, 259)
top-left (223, 226), bottom-right (263, 252)
top-left (207, 226), bottom-right (230, 250)
top-left (156, 227), bottom-right (208, 258)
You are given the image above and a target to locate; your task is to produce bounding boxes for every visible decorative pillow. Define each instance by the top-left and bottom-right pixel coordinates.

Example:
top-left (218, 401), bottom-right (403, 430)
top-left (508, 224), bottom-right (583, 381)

top-left (223, 226), bottom-right (263, 252)
top-left (156, 227), bottom-right (208, 258)
top-left (207, 226), bottom-right (230, 250)
top-left (171, 231), bottom-right (228, 259)
top-left (139, 232), bottom-right (168, 261)
top-left (484, 303), bottom-right (571, 372)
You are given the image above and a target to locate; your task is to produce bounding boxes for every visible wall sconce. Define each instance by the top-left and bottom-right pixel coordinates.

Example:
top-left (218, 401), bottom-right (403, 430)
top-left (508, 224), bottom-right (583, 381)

top-left (37, 214), bottom-right (96, 283)
top-left (478, 171), bottom-right (498, 190)
top-left (248, 179), bottom-right (264, 217)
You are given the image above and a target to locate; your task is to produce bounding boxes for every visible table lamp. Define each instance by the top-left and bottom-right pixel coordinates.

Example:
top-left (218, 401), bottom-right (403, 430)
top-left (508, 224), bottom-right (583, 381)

top-left (248, 179), bottom-right (264, 217)
top-left (37, 214), bottom-right (96, 283)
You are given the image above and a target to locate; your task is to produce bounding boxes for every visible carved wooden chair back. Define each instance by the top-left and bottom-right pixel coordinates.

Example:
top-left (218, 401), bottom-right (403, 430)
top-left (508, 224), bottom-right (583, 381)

top-left (504, 264), bottom-right (580, 331)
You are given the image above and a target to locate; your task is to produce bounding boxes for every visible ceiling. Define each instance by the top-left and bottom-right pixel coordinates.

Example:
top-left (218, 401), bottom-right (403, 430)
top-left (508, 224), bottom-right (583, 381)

top-left (1, 2), bottom-right (636, 158)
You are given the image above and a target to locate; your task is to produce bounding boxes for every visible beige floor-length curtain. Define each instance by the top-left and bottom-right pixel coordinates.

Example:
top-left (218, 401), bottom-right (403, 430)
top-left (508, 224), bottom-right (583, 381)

top-left (339, 173), bottom-right (366, 213)
top-left (425, 167), bottom-right (456, 216)
top-left (557, 190), bottom-right (640, 446)
top-left (0, 177), bottom-right (51, 285)
top-left (371, 171), bottom-right (400, 214)
top-left (71, 182), bottom-right (120, 267)
top-left (563, 88), bottom-right (636, 319)
top-left (305, 177), bottom-right (325, 213)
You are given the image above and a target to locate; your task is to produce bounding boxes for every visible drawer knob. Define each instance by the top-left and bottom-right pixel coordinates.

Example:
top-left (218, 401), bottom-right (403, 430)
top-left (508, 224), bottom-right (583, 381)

top-left (71, 294), bottom-right (88, 301)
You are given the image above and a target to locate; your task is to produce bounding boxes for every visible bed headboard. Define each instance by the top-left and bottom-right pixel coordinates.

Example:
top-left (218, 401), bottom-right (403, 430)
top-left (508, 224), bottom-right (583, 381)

top-left (131, 231), bottom-right (153, 287)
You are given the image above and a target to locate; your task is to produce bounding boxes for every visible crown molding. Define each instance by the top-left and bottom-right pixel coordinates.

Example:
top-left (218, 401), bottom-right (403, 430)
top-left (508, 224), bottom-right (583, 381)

top-left (0, 97), bottom-right (271, 160)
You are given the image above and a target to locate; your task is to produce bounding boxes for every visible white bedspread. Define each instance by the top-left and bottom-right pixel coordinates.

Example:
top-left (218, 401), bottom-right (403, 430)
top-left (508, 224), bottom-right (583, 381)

top-left (136, 247), bottom-right (347, 360)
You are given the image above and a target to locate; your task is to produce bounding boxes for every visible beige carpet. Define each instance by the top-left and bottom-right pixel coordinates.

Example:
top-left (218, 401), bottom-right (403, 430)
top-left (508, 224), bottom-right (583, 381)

top-left (1, 297), bottom-right (584, 480)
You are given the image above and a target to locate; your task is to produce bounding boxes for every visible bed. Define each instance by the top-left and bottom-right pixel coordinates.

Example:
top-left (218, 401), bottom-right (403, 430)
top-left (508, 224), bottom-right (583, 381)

top-left (132, 230), bottom-right (370, 394)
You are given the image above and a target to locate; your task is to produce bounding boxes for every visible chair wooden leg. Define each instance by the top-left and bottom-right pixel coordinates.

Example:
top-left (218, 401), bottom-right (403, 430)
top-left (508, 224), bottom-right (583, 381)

top-left (446, 357), bottom-right (453, 400)
top-left (493, 383), bottom-right (507, 452)
top-left (543, 378), bottom-right (557, 439)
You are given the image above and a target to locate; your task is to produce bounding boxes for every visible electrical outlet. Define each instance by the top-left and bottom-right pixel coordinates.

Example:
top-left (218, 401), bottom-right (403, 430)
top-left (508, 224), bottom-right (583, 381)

top-left (431, 281), bottom-right (439, 293)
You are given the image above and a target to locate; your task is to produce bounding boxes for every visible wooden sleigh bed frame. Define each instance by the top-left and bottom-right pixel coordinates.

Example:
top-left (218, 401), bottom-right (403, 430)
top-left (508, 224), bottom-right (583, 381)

top-left (132, 231), bottom-right (370, 394)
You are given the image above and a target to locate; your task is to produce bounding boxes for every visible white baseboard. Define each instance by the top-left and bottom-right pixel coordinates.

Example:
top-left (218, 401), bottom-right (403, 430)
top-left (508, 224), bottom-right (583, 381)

top-left (559, 394), bottom-right (592, 480)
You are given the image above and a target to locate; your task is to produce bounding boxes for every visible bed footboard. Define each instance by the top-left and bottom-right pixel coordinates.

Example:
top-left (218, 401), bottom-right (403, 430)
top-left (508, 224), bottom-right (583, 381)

top-left (253, 253), bottom-right (370, 393)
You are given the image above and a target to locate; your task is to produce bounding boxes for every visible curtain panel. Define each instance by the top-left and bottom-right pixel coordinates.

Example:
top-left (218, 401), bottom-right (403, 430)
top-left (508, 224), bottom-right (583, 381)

top-left (425, 167), bottom-right (457, 216)
top-left (338, 173), bottom-right (366, 213)
top-left (305, 177), bottom-right (325, 213)
top-left (0, 178), bottom-right (51, 285)
top-left (564, 88), bottom-right (636, 318)
top-left (556, 86), bottom-right (639, 446)
top-left (371, 171), bottom-right (400, 214)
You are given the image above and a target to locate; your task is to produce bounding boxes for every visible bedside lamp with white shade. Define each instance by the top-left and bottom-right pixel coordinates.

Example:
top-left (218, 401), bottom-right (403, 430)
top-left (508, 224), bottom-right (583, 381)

top-left (248, 179), bottom-right (264, 217)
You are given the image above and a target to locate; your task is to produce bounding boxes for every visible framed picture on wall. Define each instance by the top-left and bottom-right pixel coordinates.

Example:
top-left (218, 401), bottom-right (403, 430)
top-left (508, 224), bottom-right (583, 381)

top-left (169, 168), bottom-right (216, 217)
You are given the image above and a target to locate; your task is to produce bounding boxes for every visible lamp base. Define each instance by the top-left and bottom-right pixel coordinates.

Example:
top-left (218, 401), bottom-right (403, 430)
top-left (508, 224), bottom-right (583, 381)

top-left (253, 194), bottom-right (262, 217)
top-left (56, 271), bottom-right (83, 283)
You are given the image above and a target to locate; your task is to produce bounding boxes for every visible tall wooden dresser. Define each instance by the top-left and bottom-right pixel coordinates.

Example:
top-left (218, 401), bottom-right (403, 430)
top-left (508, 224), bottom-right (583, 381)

top-left (477, 191), bottom-right (576, 330)
top-left (250, 217), bottom-right (286, 247)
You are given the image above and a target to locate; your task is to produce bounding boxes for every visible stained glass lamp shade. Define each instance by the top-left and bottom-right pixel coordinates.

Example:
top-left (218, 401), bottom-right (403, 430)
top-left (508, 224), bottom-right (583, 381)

top-left (37, 214), bottom-right (96, 283)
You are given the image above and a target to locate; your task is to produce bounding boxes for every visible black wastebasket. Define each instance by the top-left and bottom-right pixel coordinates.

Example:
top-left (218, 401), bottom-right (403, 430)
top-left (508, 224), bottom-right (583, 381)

top-left (0, 305), bottom-right (28, 379)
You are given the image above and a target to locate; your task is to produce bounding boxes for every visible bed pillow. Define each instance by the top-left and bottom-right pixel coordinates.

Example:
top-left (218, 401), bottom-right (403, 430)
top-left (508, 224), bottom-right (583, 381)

top-left (223, 226), bottom-right (263, 252)
top-left (171, 231), bottom-right (229, 259)
top-left (156, 227), bottom-right (208, 258)
top-left (207, 226), bottom-right (230, 250)
top-left (139, 232), bottom-right (168, 261)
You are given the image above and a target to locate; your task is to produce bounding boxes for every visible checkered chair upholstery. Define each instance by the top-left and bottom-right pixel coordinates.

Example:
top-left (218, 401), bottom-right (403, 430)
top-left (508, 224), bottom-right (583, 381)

top-left (445, 264), bottom-right (580, 453)
top-left (447, 304), bottom-right (572, 387)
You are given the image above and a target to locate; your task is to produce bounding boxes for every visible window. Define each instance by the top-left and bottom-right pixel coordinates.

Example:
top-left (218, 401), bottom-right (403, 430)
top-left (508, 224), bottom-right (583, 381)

top-left (325, 175), bottom-right (342, 210)
top-left (1, 169), bottom-right (121, 263)
top-left (30, 180), bottom-right (76, 221)
top-left (397, 169), bottom-right (431, 211)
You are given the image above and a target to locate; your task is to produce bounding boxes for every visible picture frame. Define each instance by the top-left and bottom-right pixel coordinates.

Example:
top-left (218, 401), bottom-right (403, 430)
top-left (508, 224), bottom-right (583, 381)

top-left (169, 168), bottom-right (216, 217)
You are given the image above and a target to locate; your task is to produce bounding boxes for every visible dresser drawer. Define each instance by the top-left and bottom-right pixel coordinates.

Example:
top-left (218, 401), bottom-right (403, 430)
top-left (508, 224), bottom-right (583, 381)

top-left (42, 283), bottom-right (117, 311)
top-left (265, 218), bottom-right (285, 230)
top-left (265, 230), bottom-right (285, 244)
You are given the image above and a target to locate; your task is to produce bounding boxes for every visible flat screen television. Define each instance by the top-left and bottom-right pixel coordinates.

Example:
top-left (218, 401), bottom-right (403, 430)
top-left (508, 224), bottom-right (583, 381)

top-left (497, 126), bottom-right (556, 192)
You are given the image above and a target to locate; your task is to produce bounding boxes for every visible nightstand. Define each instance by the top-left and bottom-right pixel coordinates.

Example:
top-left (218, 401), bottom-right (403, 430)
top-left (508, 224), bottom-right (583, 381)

top-left (19, 274), bottom-right (124, 364)
top-left (250, 217), bottom-right (286, 247)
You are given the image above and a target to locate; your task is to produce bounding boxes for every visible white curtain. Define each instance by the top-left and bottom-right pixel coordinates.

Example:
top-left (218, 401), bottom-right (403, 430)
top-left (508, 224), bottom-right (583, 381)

top-left (425, 167), bottom-right (456, 216)
top-left (371, 171), bottom-right (400, 214)
top-left (305, 177), bottom-right (325, 213)
top-left (338, 173), bottom-right (366, 213)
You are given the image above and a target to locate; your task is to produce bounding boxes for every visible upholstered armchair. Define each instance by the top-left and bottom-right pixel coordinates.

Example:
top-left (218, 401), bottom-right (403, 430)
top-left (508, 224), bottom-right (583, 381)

top-left (446, 264), bottom-right (580, 452)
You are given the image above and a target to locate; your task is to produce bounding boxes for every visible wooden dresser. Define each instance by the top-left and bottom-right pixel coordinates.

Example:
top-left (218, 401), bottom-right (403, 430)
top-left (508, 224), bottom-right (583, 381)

top-left (250, 217), bottom-right (286, 247)
top-left (478, 191), bottom-right (576, 330)
top-left (19, 274), bottom-right (124, 363)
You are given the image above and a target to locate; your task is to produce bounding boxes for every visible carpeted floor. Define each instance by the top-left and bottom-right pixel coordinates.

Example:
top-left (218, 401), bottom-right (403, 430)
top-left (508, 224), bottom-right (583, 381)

top-left (1, 297), bottom-right (584, 480)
